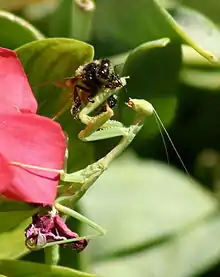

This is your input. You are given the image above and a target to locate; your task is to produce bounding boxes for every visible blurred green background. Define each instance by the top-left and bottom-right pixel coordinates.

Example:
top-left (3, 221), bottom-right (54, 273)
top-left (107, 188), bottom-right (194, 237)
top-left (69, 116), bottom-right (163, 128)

top-left (1, 0), bottom-right (220, 276)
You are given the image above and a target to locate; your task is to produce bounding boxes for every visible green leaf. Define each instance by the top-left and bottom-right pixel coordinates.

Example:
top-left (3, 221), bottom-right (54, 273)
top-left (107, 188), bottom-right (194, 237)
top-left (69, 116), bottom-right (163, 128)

top-left (0, 200), bottom-right (37, 259)
top-left (0, 219), bottom-right (31, 259)
top-left (119, 38), bottom-right (180, 141)
top-left (0, 0), bottom-right (42, 11)
top-left (157, 0), bottom-right (181, 8)
top-left (92, 0), bottom-right (220, 62)
top-left (121, 38), bottom-right (181, 98)
top-left (0, 200), bottom-right (36, 233)
top-left (92, 213), bottom-right (220, 277)
top-left (69, 0), bottom-right (94, 41)
top-left (0, 10), bottom-right (44, 49)
top-left (182, 45), bottom-right (217, 69)
top-left (171, 6), bottom-right (220, 62)
top-left (49, 0), bottom-right (73, 38)
top-left (49, 0), bottom-right (94, 41)
top-left (180, 45), bottom-right (220, 91)
top-left (180, 68), bottom-right (220, 91)
top-left (15, 38), bottom-right (94, 85)
top-left (182, 0), bottom-right (220, 25)
top-left (16, 38), bottom-right (95, 171)
top-left (0, 260), bottom-right (102, 277)
top-left (81, 152), bottom-right (217, 260)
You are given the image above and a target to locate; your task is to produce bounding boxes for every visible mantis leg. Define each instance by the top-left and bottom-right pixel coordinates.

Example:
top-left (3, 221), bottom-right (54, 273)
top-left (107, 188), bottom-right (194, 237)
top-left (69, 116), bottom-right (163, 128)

top-left (60, 97), bottom-right (154, 206)
top-left (43, 203), bottom-right (106, 249)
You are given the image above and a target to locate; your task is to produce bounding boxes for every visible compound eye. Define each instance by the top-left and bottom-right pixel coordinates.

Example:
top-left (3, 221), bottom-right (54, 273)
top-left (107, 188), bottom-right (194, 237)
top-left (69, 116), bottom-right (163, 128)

top-left (83, 62), bottom-right (97, 81)
top-left (96, 64), bottom-right (110, 84)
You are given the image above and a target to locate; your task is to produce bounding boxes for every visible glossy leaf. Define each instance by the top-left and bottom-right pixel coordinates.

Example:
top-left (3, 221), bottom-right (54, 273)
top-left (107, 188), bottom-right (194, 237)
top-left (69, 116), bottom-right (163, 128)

top-left (180, 68), bottom-right (220, 91)
top-left (119, 39), bottom-right (180, 141)
top-left (0, 10), bottom-right (44, 49)
top-left (93, 213), bottom-right (220, 277)
top-left (0, 218), bottom-right (31, 259)
top-left (0, 260), bottom-right (102, 277)
top-left (0, 201), bottom-right (36, 259)
top-left (180, 45), bottom-right (220, 90)
top-left (49, 0), bottom-right (74, 38)
top-left (82, 152), bottom-right (217, 259)
top-left (0, 0), bottom-right (42, 11)
top-left (182, 0), bottom-right (220, 24)
top-left (16, 38), bottom-right (95, 171)
top-left (0, 200), bottom-right (36, 233)
top-left (92, 0), bottom-right (220, 62)
top-left (15, 38), bottom-right (94, 86)
top-left (121, 38), bottom-right (181, 98)
top-left (171, 6), bottom-right (220, 61)
top-left (49, 0), bottom-right (94, 41)
top-left (70, 0), bottom-right (94, 41)
top-left (157, 0), bottom-right (181, 8)
top-left (182, 45), bottom-right (218, 69)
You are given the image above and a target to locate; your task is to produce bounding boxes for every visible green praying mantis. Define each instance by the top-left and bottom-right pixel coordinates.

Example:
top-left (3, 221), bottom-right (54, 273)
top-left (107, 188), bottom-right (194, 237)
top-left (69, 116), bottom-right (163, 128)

top-left (24, 58), bottom-right (187, 264)
top-left (54, 77), bottom-right (154, 244)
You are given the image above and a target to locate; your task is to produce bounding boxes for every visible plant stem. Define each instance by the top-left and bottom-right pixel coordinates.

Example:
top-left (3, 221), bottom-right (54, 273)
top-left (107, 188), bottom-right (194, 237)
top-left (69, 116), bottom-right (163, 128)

top-left (44, 245), bottom-right (60, 265)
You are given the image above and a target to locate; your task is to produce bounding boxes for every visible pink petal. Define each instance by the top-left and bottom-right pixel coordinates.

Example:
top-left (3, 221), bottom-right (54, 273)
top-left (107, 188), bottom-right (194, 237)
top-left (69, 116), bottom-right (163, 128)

top-left (0, 154), bottom-right (13, 193)
top-left (0, 47), bottom-right (37, 114)
top-left (0, 113), bottom-right (66, 204)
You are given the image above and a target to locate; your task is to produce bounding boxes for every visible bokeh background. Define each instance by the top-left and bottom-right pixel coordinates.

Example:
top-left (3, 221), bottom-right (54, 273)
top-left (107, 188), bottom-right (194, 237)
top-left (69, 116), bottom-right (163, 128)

top-left (1, 0), bottom-right (220, 276)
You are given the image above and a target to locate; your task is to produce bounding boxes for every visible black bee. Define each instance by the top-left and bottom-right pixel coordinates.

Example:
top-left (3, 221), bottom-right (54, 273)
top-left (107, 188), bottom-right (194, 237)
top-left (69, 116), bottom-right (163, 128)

top-left (64, 59), bottom-right (124, 118)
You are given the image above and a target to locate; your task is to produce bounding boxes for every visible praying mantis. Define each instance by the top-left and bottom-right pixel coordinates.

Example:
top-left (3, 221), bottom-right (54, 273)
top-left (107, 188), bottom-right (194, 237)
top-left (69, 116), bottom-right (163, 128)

top-left (25, 58), bottom-right (173, 263)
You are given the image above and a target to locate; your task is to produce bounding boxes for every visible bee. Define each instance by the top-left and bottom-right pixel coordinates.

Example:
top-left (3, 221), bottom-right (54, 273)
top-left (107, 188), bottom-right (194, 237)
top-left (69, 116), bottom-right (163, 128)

top-left (64, 58), bottom-right (124, 119)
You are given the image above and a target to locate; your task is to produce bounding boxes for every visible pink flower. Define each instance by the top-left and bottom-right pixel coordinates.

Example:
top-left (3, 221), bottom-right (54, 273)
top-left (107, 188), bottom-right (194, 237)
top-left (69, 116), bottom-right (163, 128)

top-left (0, 47), bottom-right (37, 114)
top-left (0, 47), bottom-right (66, 205)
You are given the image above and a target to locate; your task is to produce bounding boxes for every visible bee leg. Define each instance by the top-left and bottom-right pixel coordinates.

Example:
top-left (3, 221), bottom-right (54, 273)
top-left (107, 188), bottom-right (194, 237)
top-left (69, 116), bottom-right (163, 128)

top-left (70, 101), bottom-right (81, 119)
top-left (87, 96), bottom-right (95, 103)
